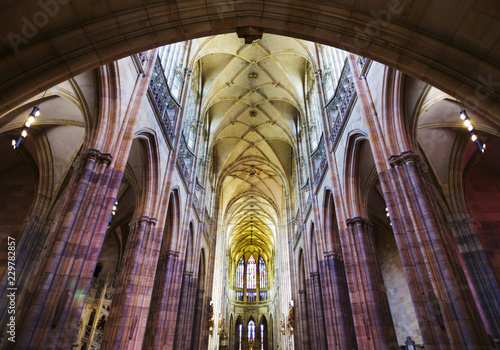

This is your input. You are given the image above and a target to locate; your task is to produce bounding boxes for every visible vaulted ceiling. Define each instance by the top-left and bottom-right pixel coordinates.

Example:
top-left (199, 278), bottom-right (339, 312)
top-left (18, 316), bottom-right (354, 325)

top-left (193, 34), bottom-right (315, 263)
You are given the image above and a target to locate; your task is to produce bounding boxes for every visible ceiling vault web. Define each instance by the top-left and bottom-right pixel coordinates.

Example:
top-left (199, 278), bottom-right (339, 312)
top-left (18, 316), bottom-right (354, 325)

top-left (197, 33), bottom-right (312, 262)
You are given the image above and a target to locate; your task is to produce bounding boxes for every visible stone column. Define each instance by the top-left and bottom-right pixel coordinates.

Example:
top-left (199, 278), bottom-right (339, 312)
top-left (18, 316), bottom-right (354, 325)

top-left (448, 217), bottom-right (500, 340)
top-left (348, 54), bottom-right (491, 349)
top-left (173, 270), bottom-right (197, 349)
top-left (297, 289), bottom-right (311, 349)
top-left (11, 148), bottom-right (118, 350)
top-left (0, 215), bottom-right (53, 343)
top-left (321, 251), bottom-right (357, 349)
top-left (142, 250), bottom-right (182, 349)
top-left (190, 288), bottom-right (206, 349)
top-left (387, 151), bottom-right (491, 349)
top-left (5, 52), bottom-right (156, 350)
top-left (344, 217), bottom-right (397, 349)
top-left (308, 271), bottom-right (328, 350)
top-left (100, 215), bottom-right (161, 350)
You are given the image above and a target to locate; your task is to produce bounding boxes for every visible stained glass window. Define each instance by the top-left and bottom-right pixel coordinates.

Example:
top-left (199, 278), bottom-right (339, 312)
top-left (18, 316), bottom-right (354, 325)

top-left (236, 257), bottom-right (244, 288)
top-left (260, 324), bottom-right (264, 350)
top-left (248, 320), bottom-right (255, 341)
top-left (247, 255), bottom-right (256, 289)
top-left (246, 291), bottom-right (257, 302)
top-left (259, 257), bottom-right (267, 289)
top-left (238, 324), bottom-right (242, 350)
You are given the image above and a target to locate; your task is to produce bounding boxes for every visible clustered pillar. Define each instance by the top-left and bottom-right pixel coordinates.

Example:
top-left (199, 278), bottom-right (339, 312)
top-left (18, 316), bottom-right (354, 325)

top-left (11, 148), bottom-right (117, 349)
top-left (101, 216), bottom-right (160, 350)
top-left (143, 250), bottom-right (182, 349)
top-left (343, 217), bottom-right (398, 349)
top-left (321, 251), bottom-right (356, 349)
top-left (387, 151), bottom-right (491, 349)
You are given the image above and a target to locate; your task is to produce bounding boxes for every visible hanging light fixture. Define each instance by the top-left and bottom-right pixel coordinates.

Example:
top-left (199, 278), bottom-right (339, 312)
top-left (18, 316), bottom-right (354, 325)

top-left (108, 200), bottom-right (118, 227)
top-left (12, 91), bottom-right (46, 149)
top-left (457, 102), bottom-right (486, 153)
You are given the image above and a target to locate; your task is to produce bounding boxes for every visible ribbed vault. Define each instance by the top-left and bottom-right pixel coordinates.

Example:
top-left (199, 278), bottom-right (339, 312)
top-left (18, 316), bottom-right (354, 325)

top-left (196, 33), bottom-right (313, 264)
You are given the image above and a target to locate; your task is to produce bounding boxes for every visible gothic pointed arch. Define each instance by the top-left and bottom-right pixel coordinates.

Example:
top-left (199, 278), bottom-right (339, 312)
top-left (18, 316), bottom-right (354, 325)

top-left (343, 131), bottom-right (370, 218)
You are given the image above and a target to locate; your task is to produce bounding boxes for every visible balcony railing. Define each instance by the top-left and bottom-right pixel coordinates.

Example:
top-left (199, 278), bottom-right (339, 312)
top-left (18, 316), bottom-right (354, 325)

top-left (149, 56), bottom-right (180, 145)
top-left (311, 135), bottom-right (327, 190)
top-left (325, 59), bottom-right (357, 151)
top-left (177, 134), bottom-right (195, 187)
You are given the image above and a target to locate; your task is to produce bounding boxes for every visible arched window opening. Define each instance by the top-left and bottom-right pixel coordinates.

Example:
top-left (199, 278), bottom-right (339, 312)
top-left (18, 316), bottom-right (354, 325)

top-left (247, 255), bottom-right (256, 289)
top-left (260, 324), bottom-right (264, 350)
top-left (238, 324), bottom-right (243, 350)
top-left (236, 257), bottom-right (244, 288)
top-left (259, 257), bottom-right (267, 288)
top-left (248, 320), bottom-right (255, 345)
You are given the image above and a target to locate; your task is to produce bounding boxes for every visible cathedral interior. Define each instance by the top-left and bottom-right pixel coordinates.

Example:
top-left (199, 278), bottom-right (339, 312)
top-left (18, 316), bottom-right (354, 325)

top-left (0, 1), bottom-right (500, 350)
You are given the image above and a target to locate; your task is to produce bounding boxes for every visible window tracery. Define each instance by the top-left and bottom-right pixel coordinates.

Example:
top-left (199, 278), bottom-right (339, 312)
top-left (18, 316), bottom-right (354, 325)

top-left (247, 255), bottom-right (256, 289)
top-left (236, 257), bottom-right (244, 288)
top-left (259, 257), bottom-right (267, 289)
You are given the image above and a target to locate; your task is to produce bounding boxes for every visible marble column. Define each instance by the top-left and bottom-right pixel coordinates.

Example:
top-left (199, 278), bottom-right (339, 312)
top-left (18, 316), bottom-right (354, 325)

top-left (100, 216), bottom-right (161, 350)
top-left (344, 217), bottom-right (397, 349)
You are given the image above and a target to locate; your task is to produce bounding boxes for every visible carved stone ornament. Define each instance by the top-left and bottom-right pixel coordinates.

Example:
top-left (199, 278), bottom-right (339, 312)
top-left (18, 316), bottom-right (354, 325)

top-left (389, 151), bottom-right (420, 168)
top-left (129, 215), bottom-right (157, 228)
top-left (84, 148), bottom-right (113, 165)
top-left (346, 217), bottom-right (372, 228)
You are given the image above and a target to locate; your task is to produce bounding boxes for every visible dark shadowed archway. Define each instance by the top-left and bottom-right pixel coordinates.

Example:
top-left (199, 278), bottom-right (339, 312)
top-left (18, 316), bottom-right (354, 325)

top-left (0, 0), bottom-right (499, 123)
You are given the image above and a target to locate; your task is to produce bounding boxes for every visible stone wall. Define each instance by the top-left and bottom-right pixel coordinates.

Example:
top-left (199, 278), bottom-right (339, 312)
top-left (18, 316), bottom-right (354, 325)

top-left (375, 224), bottom-right (423, 346)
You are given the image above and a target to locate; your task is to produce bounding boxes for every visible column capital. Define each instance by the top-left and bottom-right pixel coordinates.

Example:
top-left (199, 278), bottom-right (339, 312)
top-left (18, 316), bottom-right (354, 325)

top-left (160, 250), bottom-right (180, 260)
top-left (165, 249), bottom-right (180, 258)
top-left (389, 151), bottom-right (419, 167)
top-left (25, 215), bottom-right (39, 223)
top-left (324, 250), bottom-right (343, 261)
top-left (346, 217), bottom-right (372, 228)
top-left (84, 148), bottom-right (113, 165)
top-left (389, 151), bottom-right (428, 172)
top-left (129, 215), bottom-right (157, 228)
top-left (448, 218), bottom-right (476, 230)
